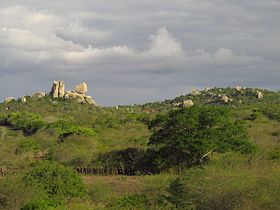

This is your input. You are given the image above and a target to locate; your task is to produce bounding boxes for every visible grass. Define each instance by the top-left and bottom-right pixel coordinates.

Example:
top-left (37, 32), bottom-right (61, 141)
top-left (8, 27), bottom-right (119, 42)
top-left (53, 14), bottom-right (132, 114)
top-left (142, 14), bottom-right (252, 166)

top-left (175, 152), bottom-right (280, 210)
top-left (0, 88), bottom-right (280, 209)
top-left (96, 123), bottom-right (149, 150)
top-left (247, 117), bottom-right (280, 160)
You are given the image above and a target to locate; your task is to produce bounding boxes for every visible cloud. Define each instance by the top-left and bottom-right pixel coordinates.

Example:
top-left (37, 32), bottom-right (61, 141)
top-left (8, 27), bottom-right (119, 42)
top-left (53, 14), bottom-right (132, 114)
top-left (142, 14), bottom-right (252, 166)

top-left (0, 1), bottom-right (279, 105)
top-left (144, 27), bottom-right (185, 57)
top-left (0, 27), bottom-right (71, 51)
top-left (56, 19), bottom-right (112, 46)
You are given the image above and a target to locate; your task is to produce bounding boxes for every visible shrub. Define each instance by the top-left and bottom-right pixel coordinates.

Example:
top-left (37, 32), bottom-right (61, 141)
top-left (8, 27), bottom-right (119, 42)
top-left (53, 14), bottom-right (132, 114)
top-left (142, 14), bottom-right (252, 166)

top-left (48, 120), bottom-right (95, 140)
top-left (166, 178), bottom-right (196, 209)
top-left (1, 112), bottom-right (46, 135)
top-left (0, 175), bottom-right (46, 210)
top-left (95, 147), bottom-right (147, 175)
top-left (259, 104), bottom-right (280, 121)
top-left (22, 161), bottom-right (87, 207)
top-left (16, 138), bottom-right (41, 153)
top-left (115, 194), bottom-right (147, 209)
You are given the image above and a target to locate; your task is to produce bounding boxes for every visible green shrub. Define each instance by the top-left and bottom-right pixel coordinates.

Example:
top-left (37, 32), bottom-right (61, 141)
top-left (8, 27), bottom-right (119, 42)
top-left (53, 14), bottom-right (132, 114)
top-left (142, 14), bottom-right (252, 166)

top-left (95, 147), bottom-right (147, 175)
top-left (16, 139), bottom-right (40, 154)
top-left (115, 194), bottom-right (147, 209)
top-left (21, 199), bottom-right (52, 210)
top-left (0, 175), bottom-right (46, 210)
top-left (166, 178), bottom-right (196, 209)
top-left (1, 112), bottom-right (46, 135)
top-left (260, 104), bottom-right (280, 121)
top-left (48, 120), bottom-right (95, 140)
top-left (22, 161), bottom-right (87, 207)
top-left (267, 148), bottom-right (280, 161)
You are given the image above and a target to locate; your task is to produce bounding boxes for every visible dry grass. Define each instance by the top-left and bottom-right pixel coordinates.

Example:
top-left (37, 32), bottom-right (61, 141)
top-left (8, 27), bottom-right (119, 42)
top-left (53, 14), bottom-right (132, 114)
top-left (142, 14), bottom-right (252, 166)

top-left (248, 119), bottom-right (280, 147)
top-left (82, 175), bottom-right (145, 196)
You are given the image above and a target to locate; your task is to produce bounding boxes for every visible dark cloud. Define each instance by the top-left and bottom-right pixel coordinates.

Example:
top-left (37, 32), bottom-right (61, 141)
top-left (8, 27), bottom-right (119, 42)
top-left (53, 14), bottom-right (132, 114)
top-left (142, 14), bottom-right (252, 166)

top-left (0, 1), bottom-right (279, 105)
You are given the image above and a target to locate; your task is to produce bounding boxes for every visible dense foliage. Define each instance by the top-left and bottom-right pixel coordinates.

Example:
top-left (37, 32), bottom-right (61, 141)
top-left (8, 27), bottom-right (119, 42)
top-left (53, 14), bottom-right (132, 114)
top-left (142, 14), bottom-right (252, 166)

top-left (0, 87), bottom-right (279, 209)
top-left (148, 106), bottom-right (255, 171)
top-left (48, 120), bottom-right (95, 140)
top-left (0, 112), bottom-right (46, 135)
top-left (22, 161), bottom-right (87, 208)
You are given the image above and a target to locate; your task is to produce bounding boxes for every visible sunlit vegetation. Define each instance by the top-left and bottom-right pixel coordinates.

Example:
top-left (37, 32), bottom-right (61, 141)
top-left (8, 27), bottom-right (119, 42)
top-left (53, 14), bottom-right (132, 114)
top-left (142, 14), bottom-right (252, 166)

top-left (0, 87), bottom-right (280, 209)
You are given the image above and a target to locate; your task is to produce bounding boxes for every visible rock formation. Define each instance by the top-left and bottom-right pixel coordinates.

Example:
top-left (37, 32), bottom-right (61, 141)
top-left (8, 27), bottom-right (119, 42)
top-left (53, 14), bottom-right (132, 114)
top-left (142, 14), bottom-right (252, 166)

top-left (191, 89), bottom-right (201, 96)
top-left (21, 96), bottom-right (27, 103)
top-left (204, 87), bottom-right (213, 92)
top-left (64, 91), bottom-right (84, 102)
top-left (58, 81), bottom-right (65, 97)
top-left (51, 81), bottom-right (59, 98)
top-left (221, 95), bottom-right (229, 103)
top-left (32, 92), bottom-right (46, 99)
top-left (51, 80), bottom-right (65, 98)
top-left (75, 82), bottom-right (88, 94)
top-left (256, 91), bottom-right (263, 99)
top-left (235, 86), bottom-right (242, 92)
top-left (182, 100), bottom-right (194, 108)
top-left (49, 81), bottom-right (97, 106)
top-left (4, 97), bottom-right (16, 104)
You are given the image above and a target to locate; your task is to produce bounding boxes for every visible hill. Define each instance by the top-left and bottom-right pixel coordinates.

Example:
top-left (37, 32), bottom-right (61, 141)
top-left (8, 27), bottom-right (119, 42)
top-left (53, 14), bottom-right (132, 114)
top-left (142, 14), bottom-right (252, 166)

top-left (0, 85), bottom-right (280, 209)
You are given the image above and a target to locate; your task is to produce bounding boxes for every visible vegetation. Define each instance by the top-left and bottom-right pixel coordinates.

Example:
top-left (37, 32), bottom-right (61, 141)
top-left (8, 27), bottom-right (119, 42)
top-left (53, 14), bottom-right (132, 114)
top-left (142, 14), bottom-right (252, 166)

top-left (21, 161), bottom-right (87, 208)
top-left (148, 106), bottom-right (255, 172)
top-left (0, 87), bottom-right (279, 209)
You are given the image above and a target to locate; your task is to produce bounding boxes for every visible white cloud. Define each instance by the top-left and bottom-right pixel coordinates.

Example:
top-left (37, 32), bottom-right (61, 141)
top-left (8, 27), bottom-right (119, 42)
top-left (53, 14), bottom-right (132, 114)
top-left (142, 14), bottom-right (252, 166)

top-left (0, 5), bottom-right (63, 32)
top-left (144, 27), bottom-right (185, 57)
top-left (56, 19), bottom-right (112, 45)
top-left (0, 27), bottom-right (73, 51)
top-left (0, 1), bottom-right (279, 105)
top-left (61, 45), bottom-right (135, 64)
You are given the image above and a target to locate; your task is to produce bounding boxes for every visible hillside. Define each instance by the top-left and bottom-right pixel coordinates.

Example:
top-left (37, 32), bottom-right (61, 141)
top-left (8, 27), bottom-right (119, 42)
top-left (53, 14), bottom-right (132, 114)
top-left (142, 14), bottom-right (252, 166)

top-left (0, 86), bottom-right (280, 209)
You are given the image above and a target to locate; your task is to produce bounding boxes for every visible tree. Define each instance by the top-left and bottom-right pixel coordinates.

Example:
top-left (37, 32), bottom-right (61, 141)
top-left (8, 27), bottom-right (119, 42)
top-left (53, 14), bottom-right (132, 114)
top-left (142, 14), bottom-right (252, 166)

top-left (148, 106), bottom-right (255, 171)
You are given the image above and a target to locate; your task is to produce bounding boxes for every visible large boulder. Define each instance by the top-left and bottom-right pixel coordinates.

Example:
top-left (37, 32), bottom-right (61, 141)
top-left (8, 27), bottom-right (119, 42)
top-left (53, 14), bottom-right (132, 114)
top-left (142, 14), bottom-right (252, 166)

top-left (256, 91), bottom-right (263, 99)
top-left (221, 95), bottom-right (229, 103)
top-left (75, 82), bottom-right (88, 94)
top-left (58, 81), bottom-right (65, 97)
top-left (51, 81), bottom-right (59, 98)
top-left (65, 91), bottom-right (85, 102)
top-left (4, 97), bottom-right (16, 104)
top-left (32, 92), bottom-right (46, 99)
top-left (191, 89), bottom-right (201, 96)
top-left (21, 96), bottom-right (27, 103)
top-left (235, 86), bottom-right (242, 92)
top-left (84, 95), bottom-right (97, 106)
top-left (50, 80), bottom-right (65, 98)
top-left (235, 86), bottom-right (245, 93)
top-left (65, 91), bottom-right (83, 99)
top-left (182, 100), bottom-right (194, 108)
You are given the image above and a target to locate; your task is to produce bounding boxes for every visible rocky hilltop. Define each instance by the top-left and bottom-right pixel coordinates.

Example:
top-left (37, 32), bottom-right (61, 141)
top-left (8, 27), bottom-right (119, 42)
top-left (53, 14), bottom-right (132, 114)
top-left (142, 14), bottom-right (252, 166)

top-left (4, 81), bottom-right (98, 106)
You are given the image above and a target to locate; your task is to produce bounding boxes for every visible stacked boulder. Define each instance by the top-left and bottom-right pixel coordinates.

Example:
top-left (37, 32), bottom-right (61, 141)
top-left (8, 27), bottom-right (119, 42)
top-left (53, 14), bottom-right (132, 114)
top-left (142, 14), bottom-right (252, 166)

top-left (50, 81), bottom-right (97, 105)
top-left (50, 81), bottom-right (65, 98)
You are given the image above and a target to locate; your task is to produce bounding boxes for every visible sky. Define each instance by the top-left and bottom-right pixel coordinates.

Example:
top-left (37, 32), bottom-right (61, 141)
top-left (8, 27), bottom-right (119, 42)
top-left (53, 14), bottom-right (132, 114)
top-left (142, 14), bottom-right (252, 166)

top-left (0, 0), bottom-right (279, 106)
